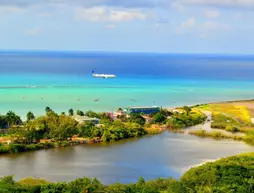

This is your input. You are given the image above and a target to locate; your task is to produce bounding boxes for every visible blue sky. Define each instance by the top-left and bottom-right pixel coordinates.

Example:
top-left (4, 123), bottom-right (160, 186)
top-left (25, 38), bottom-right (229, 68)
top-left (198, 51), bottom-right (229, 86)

top-left (0, 0), bottom-right (254, 54)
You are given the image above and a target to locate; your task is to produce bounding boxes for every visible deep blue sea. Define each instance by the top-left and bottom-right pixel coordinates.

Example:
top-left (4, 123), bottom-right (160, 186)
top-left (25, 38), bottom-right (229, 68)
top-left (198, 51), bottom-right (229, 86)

top-left (0, 51), bottom-right (254, 119)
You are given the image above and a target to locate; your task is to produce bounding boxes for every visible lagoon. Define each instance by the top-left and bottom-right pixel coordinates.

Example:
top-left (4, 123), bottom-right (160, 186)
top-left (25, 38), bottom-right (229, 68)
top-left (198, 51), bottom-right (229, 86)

top-left (0, 132), bottom-right (253, 184)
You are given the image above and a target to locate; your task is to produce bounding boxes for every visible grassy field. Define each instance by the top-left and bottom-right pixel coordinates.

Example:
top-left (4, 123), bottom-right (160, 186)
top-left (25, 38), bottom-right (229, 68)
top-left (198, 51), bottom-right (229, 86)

top-left (197, 100), bottom-right (254, 133)
top-left (198, 103), bottom-right (252, 125)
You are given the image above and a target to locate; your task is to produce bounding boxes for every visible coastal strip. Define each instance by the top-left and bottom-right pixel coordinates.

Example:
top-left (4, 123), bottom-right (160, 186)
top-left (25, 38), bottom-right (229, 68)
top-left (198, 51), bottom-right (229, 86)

top-left (0, 106), bottom-right (206, 155)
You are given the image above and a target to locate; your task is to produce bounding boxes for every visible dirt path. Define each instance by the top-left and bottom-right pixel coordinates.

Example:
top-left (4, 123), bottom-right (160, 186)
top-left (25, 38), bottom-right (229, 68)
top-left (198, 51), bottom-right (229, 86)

top-left (184, 111), bottom-right (245, 137)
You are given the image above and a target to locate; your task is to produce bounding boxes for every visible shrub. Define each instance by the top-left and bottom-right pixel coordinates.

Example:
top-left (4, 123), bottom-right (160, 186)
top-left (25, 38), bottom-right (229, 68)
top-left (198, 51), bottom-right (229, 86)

top-left (8, 144), bottom-right (27, 153)
top-left (181, 153), bottom-right (254, 193)
top-left (225, 125), bottom-right (240, 133)
top-left (76, 110), bottom-right (84, 116)
top-left (243, 132), bottom-right (254, 145)
top-left (211, 122), bottom-right (227, 129)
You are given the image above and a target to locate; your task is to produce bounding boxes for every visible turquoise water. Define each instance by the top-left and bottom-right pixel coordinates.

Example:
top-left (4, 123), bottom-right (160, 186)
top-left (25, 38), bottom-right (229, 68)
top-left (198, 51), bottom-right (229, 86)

top-left (0, 52), bottom-right (254, 119)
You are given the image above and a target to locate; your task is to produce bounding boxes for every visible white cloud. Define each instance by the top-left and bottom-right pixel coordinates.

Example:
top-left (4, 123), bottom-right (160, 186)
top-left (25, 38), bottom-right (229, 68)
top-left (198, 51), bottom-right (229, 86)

top-left (106, 24), bottom-right (116, 29)
top-left (204, 10), bottom-right (220, 19)
top-left (176, 17), bottom-right (232, 37)
top-left (0, 0), bottom-right (254, 12)
top-left (0, 5), bottom-right (24, 13)
top-left (178, 0), bottom-right (254, 9)
top-left (198, 20), bottom-right (232, 37)
top-left (203, 21), bottom-right (232, 31)
top-left (174, 17), bottom-right (196, 35)
top-left (24, 28), bottom-right (42, 35)
top-left (199, 33), bottom-right (210, 38)
top-left (75, 7), bottom-right (106, 22)
top-left (38, 13), bottom-right (52, 17)
top-left (109, 9), bottom-right (146, 21)
top-left (181, 17), bottom-right (196, 28)
top-left (203, 21), bottom-right (219, 30)
top-left (75, 6), bottom-right (149, 22)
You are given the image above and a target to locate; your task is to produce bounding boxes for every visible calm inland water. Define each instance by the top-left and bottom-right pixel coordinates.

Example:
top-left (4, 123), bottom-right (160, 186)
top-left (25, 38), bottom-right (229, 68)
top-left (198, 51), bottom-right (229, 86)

top-left (0, 132), bottom-right (253, 184)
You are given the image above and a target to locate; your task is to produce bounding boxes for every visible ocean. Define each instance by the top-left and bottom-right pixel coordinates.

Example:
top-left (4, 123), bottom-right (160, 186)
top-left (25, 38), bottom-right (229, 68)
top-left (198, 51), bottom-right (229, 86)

top-left (1, 51), bottom-right (254, 119)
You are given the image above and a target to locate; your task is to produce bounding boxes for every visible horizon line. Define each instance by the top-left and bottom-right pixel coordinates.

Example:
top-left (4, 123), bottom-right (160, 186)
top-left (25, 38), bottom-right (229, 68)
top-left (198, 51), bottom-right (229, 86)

top-left (0, 49), bottom-right (254, 57)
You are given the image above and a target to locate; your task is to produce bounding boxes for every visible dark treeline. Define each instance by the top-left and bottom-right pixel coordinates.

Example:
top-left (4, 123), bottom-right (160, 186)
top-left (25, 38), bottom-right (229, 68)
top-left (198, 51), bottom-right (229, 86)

top-left (0, 152), bottom-right (253, 193)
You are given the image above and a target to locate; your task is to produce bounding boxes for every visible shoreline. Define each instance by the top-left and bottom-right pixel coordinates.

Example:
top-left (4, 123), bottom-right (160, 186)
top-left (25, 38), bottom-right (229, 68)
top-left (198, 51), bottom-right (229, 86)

top-left (1, 98), bottom-right (254, 155)
top-left (0, 128), bottom-right (163, 155)
top-left (1, 97), bottom-right (254, 121)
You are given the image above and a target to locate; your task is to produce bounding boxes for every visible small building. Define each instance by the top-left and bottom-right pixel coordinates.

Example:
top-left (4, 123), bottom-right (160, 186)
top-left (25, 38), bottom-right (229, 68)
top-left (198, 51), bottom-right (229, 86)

top-left (123, 106), bottom-right (160, 115)
top-left (74, 115), bottom-right (100, 124)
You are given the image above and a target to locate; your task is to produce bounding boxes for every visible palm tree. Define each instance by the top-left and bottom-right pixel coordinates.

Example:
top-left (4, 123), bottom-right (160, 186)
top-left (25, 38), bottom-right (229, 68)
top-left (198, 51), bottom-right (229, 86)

top-left (5, 111), bottom-right (22, 127)
top-left (26, 111), bottom-right (35, 122)
top-left (45, 106), bottom-right (52, 113)
top-left (183, 106), bottom-right (191, 115)
top-left (68, 109), bottom-right (74, 116)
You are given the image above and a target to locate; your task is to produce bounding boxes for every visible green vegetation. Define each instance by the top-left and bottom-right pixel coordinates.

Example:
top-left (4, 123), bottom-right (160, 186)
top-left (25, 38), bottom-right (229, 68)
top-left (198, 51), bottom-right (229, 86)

top-left (198, 103), bottom-right (252, 125)
top-left (77, 120), bottom-right (147, 142)
top-left (26, 111), bottom-right (35, 122)
top-left (244, 132), bottom-right (254, 145)
top-left (225, 125), bottom-right (240, 133)
top-left (0, 106), bottom-right (208, 155)
top-left (150, 109), bottom-right (172, 124)
top-left (0, 111), bottom-right (22, 129)
top-left (189, 130), bottom-right (243, 141)
top-left (181, 152), bottom-right (254, 193)
top-left (45, 106), bottom-right (52, 113)
top-left (197, 102), bottom-right (254, 145)
top-left (0, 106), bottom-right (220, 155)
top-left (166, 109), bottom-right (207, 129)
top-left (85, 110), bottom-right (101, 118)
top-left (0, 108), bottom-right (159, 154)
top-left (211, 112), bottom-right (240, 130)
top-left (0, 153), bottom-right (253, 192)
top-left (68, 108), bottom-right (74, 116)
top-left (189, 129), bottom-right (254, 145)
top-left (76, 110), bottom-right (85, 116)
top-left (127, 113), bottom-right (146, 126)
top-left (183, 106), bottom-right (191, 115)
top-left (0, 140), bottom-right (83, 154)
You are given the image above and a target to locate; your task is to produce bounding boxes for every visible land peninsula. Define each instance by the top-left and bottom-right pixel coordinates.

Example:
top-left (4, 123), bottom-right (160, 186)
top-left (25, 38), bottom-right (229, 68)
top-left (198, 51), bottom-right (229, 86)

top-left (1, 99), bottom-right (254, 155)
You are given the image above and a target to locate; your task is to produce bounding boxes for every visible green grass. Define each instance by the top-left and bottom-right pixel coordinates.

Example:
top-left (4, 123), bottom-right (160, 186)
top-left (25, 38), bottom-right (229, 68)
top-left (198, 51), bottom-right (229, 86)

top-left (0, 133), bottom-right (8, 137)
top-left (211, 112), bottom-right (241, 131)
top-left (198, 103), bottom-right (252, 125)
top-left (189, 130), bottom-right (243, 141)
